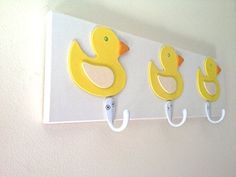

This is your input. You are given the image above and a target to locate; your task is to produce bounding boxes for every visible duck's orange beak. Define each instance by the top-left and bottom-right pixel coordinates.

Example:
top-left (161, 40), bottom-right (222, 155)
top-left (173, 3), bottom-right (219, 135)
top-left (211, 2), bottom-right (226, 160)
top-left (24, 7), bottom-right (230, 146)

top-left (119, 41), bottom-right (129, 55)
top-left (216, 65), bottom-right (221, 75)
top-left (177, 55), bottom-right (184, 67)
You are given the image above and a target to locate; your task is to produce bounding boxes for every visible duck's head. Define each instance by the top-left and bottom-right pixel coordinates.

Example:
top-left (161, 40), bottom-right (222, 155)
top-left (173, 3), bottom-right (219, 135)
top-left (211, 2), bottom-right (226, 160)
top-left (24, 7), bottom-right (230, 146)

top-left (204, 57), bottom-right (221, 79)
top-left (91, 26), bottom-right (129, 60)
top-left (159, 46), bottom-right (184, 72)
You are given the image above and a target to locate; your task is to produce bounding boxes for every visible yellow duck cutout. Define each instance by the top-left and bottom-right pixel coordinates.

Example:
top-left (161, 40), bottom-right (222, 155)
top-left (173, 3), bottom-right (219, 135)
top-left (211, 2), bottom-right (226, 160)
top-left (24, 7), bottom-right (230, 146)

top-left (196, 57), bottom-right (221, 102)
top-left (68, 26), bottom-right (130, 132)
top-left (196, 57), bottom-right (225, 124)
top-left (148, 45), bottom-right (187, 128)
top-left (148, 45), bottom-right (184, 101)
top-left (68, 26), bottom-right (129, 97)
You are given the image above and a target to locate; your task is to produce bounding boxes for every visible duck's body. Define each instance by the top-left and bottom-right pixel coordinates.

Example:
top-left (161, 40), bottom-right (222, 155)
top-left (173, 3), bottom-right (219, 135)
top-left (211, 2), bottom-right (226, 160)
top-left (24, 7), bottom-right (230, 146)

top-left (196, 57), bottom-right (221, 102)
top-left (148, 61), bottom-right (183, 100)
top-left (68, 27), bottom-right (129, 97)
top-left (148, 46), bottom-right (184, 101)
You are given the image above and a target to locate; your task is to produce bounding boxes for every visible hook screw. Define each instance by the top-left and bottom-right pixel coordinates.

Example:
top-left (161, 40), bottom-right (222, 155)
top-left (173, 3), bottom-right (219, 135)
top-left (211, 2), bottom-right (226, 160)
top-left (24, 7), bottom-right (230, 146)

top-left (104, 97), bottom-right (130, 132)
top-left (105, 105), bottom-right (111, 110)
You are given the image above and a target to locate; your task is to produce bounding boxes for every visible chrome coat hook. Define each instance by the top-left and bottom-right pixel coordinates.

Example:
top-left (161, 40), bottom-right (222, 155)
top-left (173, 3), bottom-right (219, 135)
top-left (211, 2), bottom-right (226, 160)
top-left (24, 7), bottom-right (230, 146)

top-left (205, 101), bottom-right (225, 124)
top-left (165, 101), bottom-right (187, 128)
top-left (104, 97), bottom-right (129, 132)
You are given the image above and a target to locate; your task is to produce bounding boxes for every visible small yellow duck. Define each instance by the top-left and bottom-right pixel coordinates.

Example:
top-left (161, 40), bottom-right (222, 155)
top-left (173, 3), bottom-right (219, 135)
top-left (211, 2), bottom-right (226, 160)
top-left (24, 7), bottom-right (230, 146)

top-left (68, 26), bottom-right (129, 97)
top-left (148, 46), bottom-right (184, 100)
top-left (196, 57), bottom-right (221, 102)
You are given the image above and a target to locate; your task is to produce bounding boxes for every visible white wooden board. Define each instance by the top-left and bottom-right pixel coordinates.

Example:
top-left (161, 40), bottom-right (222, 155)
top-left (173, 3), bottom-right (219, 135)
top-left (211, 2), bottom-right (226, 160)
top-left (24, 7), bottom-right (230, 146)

top-left (43, 12), bottom-right (226, 123)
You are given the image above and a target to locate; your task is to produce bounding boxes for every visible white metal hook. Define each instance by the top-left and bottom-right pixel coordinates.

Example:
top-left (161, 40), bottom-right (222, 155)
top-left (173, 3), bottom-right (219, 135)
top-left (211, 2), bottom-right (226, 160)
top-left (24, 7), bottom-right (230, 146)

top-left (104, 97), bottom-right (129, 132)
top-left (205, 101), bottom-right (225, 124)
top-left (165, 101), bottom-right (187, 128)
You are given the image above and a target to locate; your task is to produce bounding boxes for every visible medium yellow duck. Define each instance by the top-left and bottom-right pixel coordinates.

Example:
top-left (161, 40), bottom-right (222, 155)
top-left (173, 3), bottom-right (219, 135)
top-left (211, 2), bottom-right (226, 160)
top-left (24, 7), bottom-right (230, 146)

top-left (196, 57), bottom-right (221, 102)
top-left (68, 26), bottom-right (129, 97)
top-left (148, 46), bottom-right (184, 100)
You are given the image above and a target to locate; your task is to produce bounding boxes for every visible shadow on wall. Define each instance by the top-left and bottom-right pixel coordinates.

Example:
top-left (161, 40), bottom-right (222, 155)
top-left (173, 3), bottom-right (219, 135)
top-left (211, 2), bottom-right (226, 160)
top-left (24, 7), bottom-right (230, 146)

top-left (47, 0), bottom-right (216, 57)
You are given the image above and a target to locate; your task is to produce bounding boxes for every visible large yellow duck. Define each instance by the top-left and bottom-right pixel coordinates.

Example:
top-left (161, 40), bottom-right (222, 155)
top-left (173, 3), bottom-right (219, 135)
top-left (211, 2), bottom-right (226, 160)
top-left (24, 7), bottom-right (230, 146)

top-left (148, 45), bottom-right (184, 101)
top-left (68, 26), bottom-right (129, 97)
top-left (196, 57), bottom-right (221, 102)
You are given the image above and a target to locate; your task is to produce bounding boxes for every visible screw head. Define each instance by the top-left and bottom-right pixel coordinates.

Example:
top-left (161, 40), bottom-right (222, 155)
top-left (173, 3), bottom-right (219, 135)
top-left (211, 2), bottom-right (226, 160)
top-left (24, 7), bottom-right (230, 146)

top-left (105, 105), bottom-right (111, 110)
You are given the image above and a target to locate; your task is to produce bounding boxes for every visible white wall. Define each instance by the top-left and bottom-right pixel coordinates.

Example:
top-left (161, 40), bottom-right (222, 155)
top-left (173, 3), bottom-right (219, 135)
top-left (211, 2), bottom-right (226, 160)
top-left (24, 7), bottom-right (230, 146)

top-left (0, 0), bottom-right (236, 176)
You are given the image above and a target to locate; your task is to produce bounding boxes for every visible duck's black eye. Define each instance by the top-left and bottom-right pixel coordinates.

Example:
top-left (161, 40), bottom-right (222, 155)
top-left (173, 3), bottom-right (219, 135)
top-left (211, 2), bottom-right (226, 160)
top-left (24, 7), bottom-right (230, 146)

top-left (167, 53), bottom-right (171, 58)
top-left (104, 36), bottom-right (109, 42)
